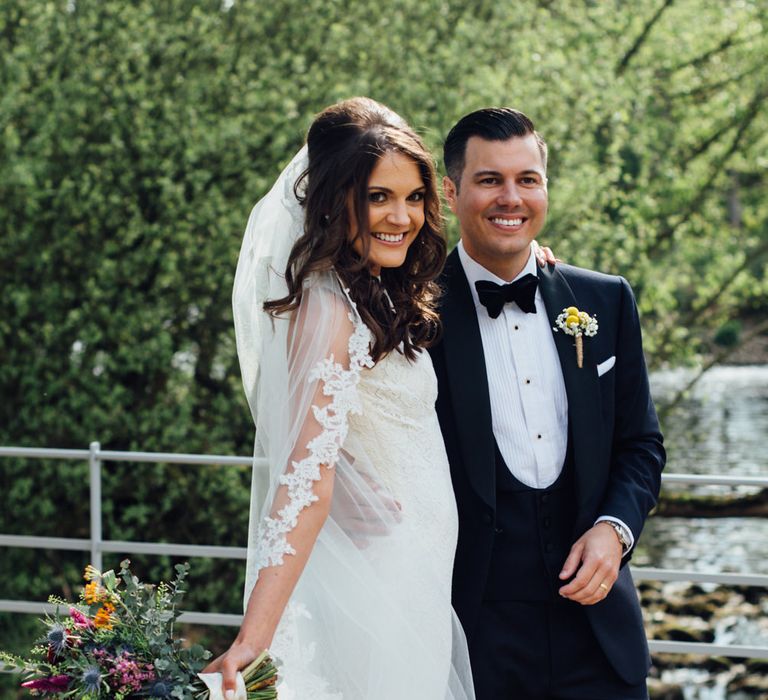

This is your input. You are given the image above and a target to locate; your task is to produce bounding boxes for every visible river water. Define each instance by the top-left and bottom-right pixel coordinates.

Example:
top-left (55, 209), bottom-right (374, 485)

top-left (641, 365), bottom-right (768, 575)
top-left (639, 366), bottom-right (768, 699)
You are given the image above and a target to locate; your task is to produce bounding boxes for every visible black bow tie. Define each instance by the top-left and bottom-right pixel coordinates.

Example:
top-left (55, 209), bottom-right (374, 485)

top-left (475, 274), bottom-right (539, 318)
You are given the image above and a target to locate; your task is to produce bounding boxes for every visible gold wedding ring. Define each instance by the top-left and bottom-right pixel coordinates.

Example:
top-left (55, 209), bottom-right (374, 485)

top-left (599, 583), bottom-right (609, 592)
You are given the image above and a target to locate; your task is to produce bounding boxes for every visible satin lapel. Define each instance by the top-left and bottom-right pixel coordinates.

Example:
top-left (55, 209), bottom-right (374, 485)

top-left (440, 251), bottom-right (496, 510)
top-left (537, 264), bottom-right (604, 524)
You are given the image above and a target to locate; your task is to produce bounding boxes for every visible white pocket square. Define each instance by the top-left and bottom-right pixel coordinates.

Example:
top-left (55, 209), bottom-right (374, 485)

top-left (596, 356), bottom-right (616, 377)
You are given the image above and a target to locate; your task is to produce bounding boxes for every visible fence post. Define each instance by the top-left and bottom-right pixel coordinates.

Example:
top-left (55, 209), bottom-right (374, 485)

top-left (89, 441), bottom-right (102, 571)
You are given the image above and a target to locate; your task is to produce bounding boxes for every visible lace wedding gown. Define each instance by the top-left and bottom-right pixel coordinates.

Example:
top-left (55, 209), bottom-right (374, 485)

top-left (240, 274), bottom-right (474, 700)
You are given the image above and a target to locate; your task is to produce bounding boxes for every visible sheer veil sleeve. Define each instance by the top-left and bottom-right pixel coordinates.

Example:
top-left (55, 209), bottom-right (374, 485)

top-left (243, 276), bottom-right (374, 581)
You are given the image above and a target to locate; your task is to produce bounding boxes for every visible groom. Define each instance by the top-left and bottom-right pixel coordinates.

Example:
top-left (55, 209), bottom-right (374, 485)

top-left (430, 109), bottom-right (665, 699)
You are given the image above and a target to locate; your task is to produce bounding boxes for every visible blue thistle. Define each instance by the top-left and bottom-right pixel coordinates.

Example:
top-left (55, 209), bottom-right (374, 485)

top-left (148, 678), bottom-right (175, 697)
top-left (46, 624), bottom-right (67, 654)
top-left (82, 666), bottom-right (101, 693)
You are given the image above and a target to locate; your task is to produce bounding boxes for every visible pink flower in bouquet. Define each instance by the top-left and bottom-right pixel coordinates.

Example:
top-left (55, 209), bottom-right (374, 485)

top-left (20, 674), bottom-right (70, 692)
top-left (69, 606), bottom-right (93, 629)
top-left (110, 653), bottom-right (156, 693)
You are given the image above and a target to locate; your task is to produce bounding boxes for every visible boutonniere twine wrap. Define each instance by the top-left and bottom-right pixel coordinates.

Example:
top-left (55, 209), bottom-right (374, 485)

top-left (553, 306), bottom-right (598, 368)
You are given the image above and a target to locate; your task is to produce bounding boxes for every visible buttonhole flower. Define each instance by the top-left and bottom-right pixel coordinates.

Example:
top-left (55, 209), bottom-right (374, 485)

top-left (553, 306), bottom-right (598, 368)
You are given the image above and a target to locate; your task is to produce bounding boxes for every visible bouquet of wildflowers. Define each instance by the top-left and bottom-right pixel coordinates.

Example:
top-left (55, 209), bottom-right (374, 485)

top-left (0, 560), bottom-right (278, 699)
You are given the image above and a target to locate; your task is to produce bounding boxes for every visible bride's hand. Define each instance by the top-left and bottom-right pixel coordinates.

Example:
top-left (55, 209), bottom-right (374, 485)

top-left (533, 240), bottom-right (559, 267)
top-left (202, 640), bottom-right (264, 699)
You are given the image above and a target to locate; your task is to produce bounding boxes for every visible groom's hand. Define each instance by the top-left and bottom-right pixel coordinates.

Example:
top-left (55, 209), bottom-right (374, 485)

top-left (557, 522), bottom-right (623, 605)
top-left (332, 471), bottom-right (402, 548)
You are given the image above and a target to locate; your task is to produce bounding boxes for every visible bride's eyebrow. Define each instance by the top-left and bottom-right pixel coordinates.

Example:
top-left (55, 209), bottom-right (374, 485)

top-left (368, 185), bottom-right (426, 193)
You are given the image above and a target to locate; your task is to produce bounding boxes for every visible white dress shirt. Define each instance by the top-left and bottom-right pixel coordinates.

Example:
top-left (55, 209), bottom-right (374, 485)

top-left (458, 241), bottom-right (568, 488)
top-left (457, 241), bottom-right (635, 549)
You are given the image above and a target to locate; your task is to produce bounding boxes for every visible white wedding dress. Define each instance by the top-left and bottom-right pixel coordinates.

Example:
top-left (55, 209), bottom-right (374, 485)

top-left (232, 148), bottom-right (474, 699)
top-left (246, 277), bottom-right (472, 700)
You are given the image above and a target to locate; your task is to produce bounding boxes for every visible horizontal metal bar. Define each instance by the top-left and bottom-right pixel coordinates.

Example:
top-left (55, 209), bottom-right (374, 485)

top-left (177, 611), bottom-right (243, 626)
top-left (0, 534), bottom-right (92, 551)
top-left (0, 600), bottom-right (242, 627)
top-left (633, 567), bottom-right (768, 587)
top-left (98, 450), bottom-right (257, 467)
top-left (2, 537), bottom-right (766, 586)
top-left (648, 639), bottom-right (768, 659)
top-left (0, 445), bottom-right (264, 468)
top-left (0, 446), bottom-right (90, 460)
top-left (0, 534), bottom-right (247, 560)
top-left (662, 472), bottom-right (768, 488)
top-left (101, 540), bottom-right (247, 559)
top-left (3, 447), bottom-right (767, 487)
top-left (2, 602), bottom-right (766, 658)
top-left (0, 599), bottom-right (64, 615)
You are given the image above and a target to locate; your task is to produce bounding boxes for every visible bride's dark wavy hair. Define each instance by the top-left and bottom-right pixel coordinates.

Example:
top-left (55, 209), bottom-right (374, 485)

top-left (264, 97), bottom-right (445, 362)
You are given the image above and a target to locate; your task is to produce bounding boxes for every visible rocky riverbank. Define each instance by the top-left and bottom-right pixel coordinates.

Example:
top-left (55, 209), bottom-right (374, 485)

top-left (654, 489), bottom-right (768, 518)
top-left (642, 581), bottom-right (768, 699)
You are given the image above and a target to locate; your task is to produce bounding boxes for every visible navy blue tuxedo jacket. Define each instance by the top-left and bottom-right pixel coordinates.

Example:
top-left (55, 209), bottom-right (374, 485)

top-left (429, 249), bottom-right (666, 685)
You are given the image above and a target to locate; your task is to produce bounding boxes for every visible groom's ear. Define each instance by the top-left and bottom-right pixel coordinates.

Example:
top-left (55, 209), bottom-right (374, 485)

top-left (442, 175), bottom-right (458, 213)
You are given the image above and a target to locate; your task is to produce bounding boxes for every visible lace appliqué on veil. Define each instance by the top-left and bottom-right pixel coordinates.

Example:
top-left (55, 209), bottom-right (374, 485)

top-left (253, 305), bottom-right (373, 572)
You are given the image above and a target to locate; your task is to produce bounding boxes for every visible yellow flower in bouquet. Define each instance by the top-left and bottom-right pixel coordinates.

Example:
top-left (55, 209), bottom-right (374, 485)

top-left (83, 580), bottom-right (107, 604)
top-left (83, 564), bottom-right (101, 581)
top-left (93, 601), bottom-right (116, 630)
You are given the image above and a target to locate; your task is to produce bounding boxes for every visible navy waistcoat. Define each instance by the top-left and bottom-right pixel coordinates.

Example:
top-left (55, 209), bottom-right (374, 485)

top-left (483, 442), bottom-right (577, 601)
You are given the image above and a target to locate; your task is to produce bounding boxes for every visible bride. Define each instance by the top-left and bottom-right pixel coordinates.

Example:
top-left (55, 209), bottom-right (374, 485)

top-left (202, 97), bottom-right (476, 699)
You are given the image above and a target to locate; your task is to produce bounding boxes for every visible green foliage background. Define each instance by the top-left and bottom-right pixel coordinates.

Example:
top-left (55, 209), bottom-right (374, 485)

top-left (1, 0), bottom-right (766, 687)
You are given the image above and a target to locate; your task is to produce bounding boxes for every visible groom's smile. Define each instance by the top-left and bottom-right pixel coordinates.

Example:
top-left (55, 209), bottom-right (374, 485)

top-left (487, 214), bottom-right (527, 231)
top-left (444, 134), bottom-right (548, 281)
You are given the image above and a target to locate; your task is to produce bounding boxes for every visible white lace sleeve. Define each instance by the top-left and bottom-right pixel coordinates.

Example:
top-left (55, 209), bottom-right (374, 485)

top-left (246, 275), bottom-right (373, 576)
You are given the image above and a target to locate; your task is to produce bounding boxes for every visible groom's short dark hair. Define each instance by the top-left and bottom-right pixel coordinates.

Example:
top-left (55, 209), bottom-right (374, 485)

top-left (443, 108), bottom-right (547, 188)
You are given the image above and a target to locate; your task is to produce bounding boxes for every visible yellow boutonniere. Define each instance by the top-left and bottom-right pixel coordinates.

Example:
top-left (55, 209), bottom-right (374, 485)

top-left (553, 306), bottom-right (598, 368)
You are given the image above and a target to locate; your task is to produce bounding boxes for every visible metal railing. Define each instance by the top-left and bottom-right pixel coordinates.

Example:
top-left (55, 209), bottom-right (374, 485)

top-left (1, 444), bottom-right (767, 659)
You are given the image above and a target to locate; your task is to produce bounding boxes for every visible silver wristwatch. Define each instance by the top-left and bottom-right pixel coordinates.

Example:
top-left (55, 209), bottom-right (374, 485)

top-left (606, 521), bottom-right (631, 553)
